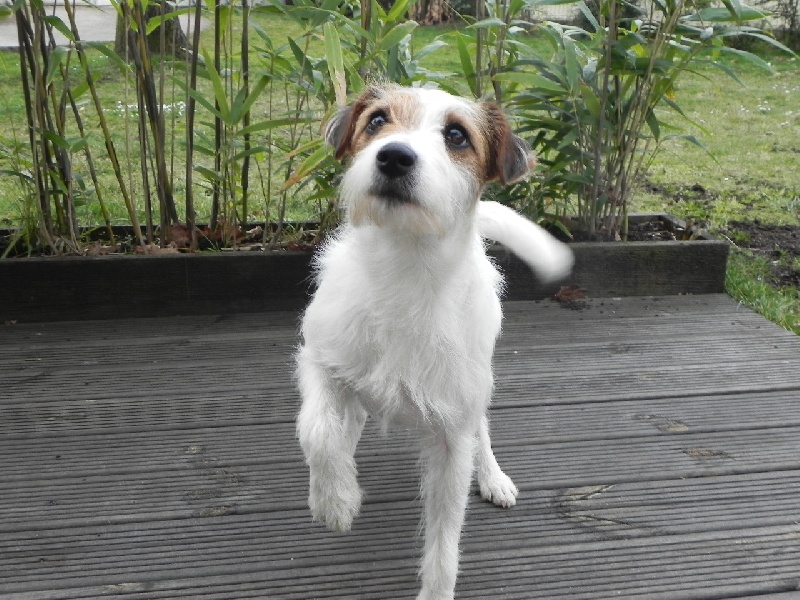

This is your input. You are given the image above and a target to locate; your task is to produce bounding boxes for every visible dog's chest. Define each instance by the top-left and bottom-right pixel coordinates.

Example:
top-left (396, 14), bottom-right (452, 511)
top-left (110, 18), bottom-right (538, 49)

top-left (302, 229), bottom-right (503, 418)
top-left (342, 304), bottom-right (496, 424)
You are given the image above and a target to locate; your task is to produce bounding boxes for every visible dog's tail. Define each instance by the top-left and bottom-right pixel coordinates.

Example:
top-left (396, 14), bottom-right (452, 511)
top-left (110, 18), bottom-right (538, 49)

top-left (477, 201), bottom-right (574, 283)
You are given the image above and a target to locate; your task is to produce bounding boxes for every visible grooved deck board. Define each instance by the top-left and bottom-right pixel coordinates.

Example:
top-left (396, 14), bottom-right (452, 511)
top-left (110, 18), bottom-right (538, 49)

top-left (1, 294), bottom-right (799, 599)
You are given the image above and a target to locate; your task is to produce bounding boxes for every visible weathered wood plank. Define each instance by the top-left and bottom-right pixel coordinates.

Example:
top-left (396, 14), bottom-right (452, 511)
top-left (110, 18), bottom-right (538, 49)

top-left (2, 295), bottom-right (800, 600)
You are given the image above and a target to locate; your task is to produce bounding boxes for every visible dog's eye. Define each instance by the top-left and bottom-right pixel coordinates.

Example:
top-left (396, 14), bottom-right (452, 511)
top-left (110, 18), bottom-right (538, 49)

top-left (444, 124), bottom-right (469, 149)
top-left (366, 112), bottom-right (387, 134)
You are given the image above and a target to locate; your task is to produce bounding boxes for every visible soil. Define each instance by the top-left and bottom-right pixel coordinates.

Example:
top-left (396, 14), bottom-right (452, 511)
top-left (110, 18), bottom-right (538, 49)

top-left (626, 219), bottom-right (692, 242)
top-left (0, 222), bottom-right (320, 257)
top-left (727, 221), bottom-right (800, 289)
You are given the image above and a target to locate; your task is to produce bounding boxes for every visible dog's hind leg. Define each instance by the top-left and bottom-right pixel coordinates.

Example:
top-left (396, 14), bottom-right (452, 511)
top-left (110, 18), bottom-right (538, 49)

top-left (296, 354), bottom-right (365, 532)
top-left (476, 413), bottom-right (518, 508)
top-left (417, 429), bottom-right (476, 600)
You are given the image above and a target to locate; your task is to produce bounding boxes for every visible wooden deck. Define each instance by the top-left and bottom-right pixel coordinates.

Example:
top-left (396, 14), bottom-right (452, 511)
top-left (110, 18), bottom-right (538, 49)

top-left (2, 294), bottom-right (800, 599)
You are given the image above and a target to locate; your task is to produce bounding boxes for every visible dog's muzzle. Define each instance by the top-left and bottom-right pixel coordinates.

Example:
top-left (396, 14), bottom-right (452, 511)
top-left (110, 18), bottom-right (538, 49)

top-left (370, 142), bottom-right (418, 204)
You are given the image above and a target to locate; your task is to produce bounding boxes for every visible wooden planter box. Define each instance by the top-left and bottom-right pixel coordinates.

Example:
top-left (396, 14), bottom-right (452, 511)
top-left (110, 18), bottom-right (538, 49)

top-left (1, 214), bottom-right (728, 323)
top-left (494, 213), bottom-right (730, 301)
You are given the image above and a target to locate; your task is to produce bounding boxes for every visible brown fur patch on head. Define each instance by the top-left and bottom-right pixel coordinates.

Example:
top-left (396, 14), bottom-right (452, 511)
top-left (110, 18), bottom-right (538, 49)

top-left (480, 103), bottom-right (535, 185)
top-left (441, 109), bottom-right (488, 184)
top-left (327, 86), bottom-right (533, 186)
top-left (325, 85), bottom-right (425, 160)
top-left (347, 87), bottom-right (422, 157)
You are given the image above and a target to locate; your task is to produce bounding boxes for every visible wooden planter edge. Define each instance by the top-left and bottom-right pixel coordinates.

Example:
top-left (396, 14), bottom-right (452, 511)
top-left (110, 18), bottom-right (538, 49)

top-left (1, 214), bottom-right (729, 323)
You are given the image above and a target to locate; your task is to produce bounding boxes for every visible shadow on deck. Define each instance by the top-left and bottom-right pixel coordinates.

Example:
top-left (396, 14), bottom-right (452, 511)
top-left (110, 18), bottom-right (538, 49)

top-left (2, 295), bottom-right (800, 599)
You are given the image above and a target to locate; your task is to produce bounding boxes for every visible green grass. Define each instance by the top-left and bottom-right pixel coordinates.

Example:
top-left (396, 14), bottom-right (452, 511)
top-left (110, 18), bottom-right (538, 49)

top-left (635, 56), bottom-right (800, 230)
top-left (725, 249), bottom-right (800, 334)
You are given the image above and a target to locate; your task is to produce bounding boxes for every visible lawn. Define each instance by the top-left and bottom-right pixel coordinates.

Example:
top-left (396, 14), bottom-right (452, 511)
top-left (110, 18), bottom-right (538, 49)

top-left (0, 9), bottom-right (797, 330)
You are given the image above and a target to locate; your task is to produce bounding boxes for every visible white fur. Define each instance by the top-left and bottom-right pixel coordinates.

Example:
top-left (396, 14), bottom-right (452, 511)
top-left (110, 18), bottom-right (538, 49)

top-left (477, 200), bottom-right (575, 283)
top-left (296, 86), bottom-right (573, 600)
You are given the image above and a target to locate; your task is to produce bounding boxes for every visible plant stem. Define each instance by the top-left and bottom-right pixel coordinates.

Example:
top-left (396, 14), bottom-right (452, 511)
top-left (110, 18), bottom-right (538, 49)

top-left (63, 0), bottom-right (144, 247)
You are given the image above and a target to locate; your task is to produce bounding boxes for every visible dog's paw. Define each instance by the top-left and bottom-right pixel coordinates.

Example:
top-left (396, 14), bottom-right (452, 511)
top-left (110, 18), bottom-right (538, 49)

top-left (478, 469), bottom-right (519, 508)
top-left (308, 473), bottom-right (362, 532)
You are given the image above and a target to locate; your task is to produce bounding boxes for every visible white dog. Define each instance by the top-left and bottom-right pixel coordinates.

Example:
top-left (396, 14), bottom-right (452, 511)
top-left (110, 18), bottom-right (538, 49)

top-left (296, 84), bottom-right (573, 600)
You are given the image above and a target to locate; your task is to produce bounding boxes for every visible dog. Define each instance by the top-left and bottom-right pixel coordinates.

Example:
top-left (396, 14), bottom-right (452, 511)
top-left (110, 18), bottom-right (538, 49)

top-left (296, 84), bottom-right (574, 600)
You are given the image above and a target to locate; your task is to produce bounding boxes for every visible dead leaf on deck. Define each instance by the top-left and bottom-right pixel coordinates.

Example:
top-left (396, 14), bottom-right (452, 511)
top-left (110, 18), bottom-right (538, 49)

top-left (553, 285), bottom-right (588, 302)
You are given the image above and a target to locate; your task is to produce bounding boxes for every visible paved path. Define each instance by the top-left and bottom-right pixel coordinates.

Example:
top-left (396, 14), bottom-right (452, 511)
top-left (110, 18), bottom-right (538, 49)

top-left (0, 4), bottom-right (205, 48)
top-left (2, 294), bottom-right (800, 598)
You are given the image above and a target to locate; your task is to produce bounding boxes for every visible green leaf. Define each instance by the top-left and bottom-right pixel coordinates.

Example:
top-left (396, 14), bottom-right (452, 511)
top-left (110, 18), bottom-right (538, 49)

top-left (563, 36), bottom-right (580, 94)
top-left (43, 131), bottom-right (70, 151)
top-left (145, 7), bottom-right (191, 35)
top-left (201, 49), bottom-right (231, 122)
top-left (43, 131), bottom-right (88, 153)
top-left (385, 0), bottom-right (411, 22)
top-left (720, 0), bottom-right (743, 20)
top-left (250, 22), bottom-right (274, 52)
top-left (731, 31), bottom-right (797, 57)
top-left (71, 78), bottom-right (90, 100)
top-left (468, 17), bottom-right (507, 29)
top-left (576, 0), bottom-right (600, 31)
top-left (0, 168), bottom-right (34, 184)
top-left (579, 83), bottom-right (601, 118)
top-left (43, 15), bottom-right (74, 42)
top-left (714, 45), bottom-right (774, 72)
top-left (237, 117), bottom-right (315, 137)
top-left (687, 6), bottom-right (769, 22)
top-left (288, 37), bottom-right (315, 84)
top-left (323, 21), bottom-right (347, 106)
top-left (44, 46), bottom-right (68, 87)
top-left (176, 78), bottom-right (225, 121)
top-left (556, 128), bottom-right (579, 150)
top-left (455, 32), bottom-right (478, 97)
top-left (662, 96), bottom-right (710, 136)
top-left (495, 71), bottom-right (567, 93)
top-left (230, 75), bottom-right (269, 125)
top-left (194, 165), bottom-right (223, 182)
top-left (379, 21), bottom-right (417, 52)
top-left (282, 143), bottom-right (330, 190)
top-left (663, 134), bottom-right (716, 161)
top-left (84, 41), bottom-right (132, 75)
top-left (645, 108), bottom-right (661, 142)
top-left (216, 4), bottom-right (232, 32)
top-left (415, 39), bottom-right (448, 61)
top-left (231, 145), bottom-right (270, 164)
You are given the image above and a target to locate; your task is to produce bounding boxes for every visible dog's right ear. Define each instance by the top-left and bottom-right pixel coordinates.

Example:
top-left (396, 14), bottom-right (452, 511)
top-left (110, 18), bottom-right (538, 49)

top-left (325, 86), bottom-right (384, 160)
top-left (324, 105), bottom-right (356, 160)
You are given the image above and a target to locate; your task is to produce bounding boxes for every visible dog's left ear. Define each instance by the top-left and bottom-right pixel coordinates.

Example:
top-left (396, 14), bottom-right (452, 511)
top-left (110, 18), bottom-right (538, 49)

top-left (483, 103), bottom-right (535, 185)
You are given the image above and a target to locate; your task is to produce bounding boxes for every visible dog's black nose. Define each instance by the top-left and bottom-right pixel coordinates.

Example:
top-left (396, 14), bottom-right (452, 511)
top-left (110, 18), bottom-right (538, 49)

top-left (376, 142), bottom-right (417, 178)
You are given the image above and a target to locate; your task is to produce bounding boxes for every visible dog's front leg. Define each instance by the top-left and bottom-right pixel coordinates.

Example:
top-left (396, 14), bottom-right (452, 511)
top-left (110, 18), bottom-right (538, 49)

top-left (476, 413), bottom-right (519, 508)
top-left (296, 355), bottom-right (366, 532)
top-left (417, 429), bottom-right (476, 600)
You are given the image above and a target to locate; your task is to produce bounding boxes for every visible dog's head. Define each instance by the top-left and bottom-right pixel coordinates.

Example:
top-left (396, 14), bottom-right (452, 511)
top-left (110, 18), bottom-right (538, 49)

top-left (325, 85), bottom-right (534, 237)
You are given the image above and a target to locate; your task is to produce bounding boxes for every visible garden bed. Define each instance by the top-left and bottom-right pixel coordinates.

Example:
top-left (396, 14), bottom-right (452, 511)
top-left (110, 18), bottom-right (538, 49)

top-left (0, 214), bottom-right (729, 323)
top-left (727, 220), bottom-right (800, 289)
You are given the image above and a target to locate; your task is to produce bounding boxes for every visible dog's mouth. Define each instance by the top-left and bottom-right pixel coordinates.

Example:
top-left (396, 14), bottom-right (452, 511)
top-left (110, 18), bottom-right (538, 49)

top-left (368, 178), bottom-right (418, 205)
